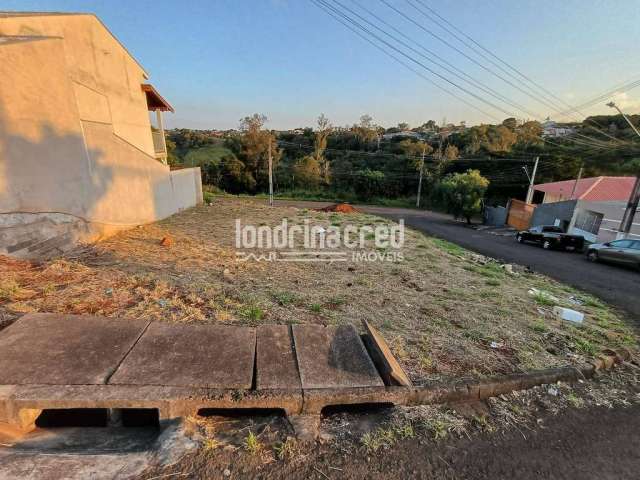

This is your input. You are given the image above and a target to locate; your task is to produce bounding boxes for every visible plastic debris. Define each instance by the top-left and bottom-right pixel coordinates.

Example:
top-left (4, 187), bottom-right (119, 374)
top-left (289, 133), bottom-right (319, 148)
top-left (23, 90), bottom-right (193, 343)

top-left (501, 264), bottom-right (516, 275)
top-left (553, 306), bottom-right (584, 324)
top-left (470, 253), bottom-right (489, 265)
top-left (528, 288), bottom-right (559, 303)
top-left (568, 295), bottom-right (585, 306)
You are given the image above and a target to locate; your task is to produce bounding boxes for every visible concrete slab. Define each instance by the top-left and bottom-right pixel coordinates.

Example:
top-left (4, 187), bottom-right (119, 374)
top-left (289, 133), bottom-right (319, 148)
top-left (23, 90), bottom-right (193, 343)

top-left (1, 384), bottom-right (304, 419)
top-left (255, 325), bottom-right (301, 390)
top-left (0, 313), bottom-right (150, 385)
top-left (292, 325), bottom-right (384, 389)
top-left (109, 322), bottom-right (256, 389)
top-left (362, 320), bottom-right (412, 386)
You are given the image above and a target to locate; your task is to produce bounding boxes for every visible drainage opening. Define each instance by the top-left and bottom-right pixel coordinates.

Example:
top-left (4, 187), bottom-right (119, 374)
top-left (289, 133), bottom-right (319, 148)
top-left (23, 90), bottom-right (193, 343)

top-left (35, 409), bottom-right (109, 428)
top-left (34, 408), bottom-right (160, 428)
top-left (121, 408), bottom-right (160, 428)
top-left (197, 408), bottom-right (286, 418)
top-left (321, 402), bottom-right (395, 417)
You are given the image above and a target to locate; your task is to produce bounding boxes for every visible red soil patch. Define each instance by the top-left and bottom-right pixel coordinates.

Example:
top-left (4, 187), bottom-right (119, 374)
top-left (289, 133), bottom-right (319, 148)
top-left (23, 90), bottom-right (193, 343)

top-left (317, 203), bottom-right (360, 213)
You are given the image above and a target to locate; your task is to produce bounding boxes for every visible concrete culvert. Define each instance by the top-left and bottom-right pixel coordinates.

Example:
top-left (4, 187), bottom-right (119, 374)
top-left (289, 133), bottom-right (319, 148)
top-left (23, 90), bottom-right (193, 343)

top-left (35, 409), bottom-right (109, 428)
top-left (197, 408), bottom-right (287, 418)
top-left (320, 402), bottom-right (395, 417)
top-left (34, 408), bottom-right (161, 429)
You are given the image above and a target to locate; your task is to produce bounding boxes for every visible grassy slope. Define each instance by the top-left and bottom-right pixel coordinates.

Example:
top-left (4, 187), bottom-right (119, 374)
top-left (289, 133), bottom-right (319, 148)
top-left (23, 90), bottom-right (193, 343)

top-left (183, 145), bottom-right (233, 167)
top-left (1, 198), bottom-right (635, 383)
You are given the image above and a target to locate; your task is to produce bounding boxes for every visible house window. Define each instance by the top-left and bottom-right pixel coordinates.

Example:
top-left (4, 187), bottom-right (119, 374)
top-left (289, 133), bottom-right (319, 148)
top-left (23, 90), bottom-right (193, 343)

top-left (573, 210), bottom-right (603, 235)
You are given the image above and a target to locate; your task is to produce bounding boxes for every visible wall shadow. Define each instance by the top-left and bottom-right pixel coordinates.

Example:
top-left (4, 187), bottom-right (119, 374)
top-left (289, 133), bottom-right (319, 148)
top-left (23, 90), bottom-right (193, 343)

top-left (0, 101), bottom-right (113, 257)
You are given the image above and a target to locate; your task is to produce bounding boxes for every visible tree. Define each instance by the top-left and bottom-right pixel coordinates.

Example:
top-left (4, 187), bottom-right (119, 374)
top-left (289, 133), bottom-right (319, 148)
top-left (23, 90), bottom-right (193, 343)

top-left (418, 120), bottom-right (438, 133)
top-left (502, 117), bottom-right (518, 130)
top-left (219, 155), bottom-right (256, 194)
top-left (443, 144), bottom-right (459, 160)
top-left (460, 124), bottom-right (517, 154)
top-left (293, 155), bottom-right (322, 189)
top-left (314, 114), bottom-right (332, 183)
top-left (517, 120), bottom-right (543, 146)
top-left (238, 113), bottom-right (281, 188)
top-left (352, 114), bottom-right (378, 147)
top-left (399, 140), bottom-right (433, 170)
top-left (165, 138), bottom-right (180, 166)
top-left (438, 169), bottom-right (489, 224)
top-left (352, 169), bottom-right (386, 199)
top-left (397, 122), bottom-right (410, 131)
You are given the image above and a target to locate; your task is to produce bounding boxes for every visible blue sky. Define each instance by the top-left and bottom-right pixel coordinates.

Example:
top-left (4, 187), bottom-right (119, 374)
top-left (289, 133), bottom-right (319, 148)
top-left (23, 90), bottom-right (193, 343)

top-left (4, 0), bottom-right (640, 129)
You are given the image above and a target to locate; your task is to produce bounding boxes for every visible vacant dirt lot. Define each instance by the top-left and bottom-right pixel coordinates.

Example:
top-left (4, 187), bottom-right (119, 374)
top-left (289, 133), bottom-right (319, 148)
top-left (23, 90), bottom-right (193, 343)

top-left (0, 198), bottom-right (637, 384)
top-left (2, 198), bottom-right (640, 478)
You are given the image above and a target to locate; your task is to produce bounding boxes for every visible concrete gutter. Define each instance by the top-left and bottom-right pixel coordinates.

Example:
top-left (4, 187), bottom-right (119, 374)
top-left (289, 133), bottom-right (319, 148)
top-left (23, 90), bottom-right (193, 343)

top-left (1, 359), bottom-right (626, 431)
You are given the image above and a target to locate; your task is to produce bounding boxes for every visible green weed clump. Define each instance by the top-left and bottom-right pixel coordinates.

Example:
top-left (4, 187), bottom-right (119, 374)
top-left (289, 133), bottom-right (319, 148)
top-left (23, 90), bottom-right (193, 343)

top-left (244, 431), bottom-right (262, 455)
top-left (360, 422), bottom-right (415, 453)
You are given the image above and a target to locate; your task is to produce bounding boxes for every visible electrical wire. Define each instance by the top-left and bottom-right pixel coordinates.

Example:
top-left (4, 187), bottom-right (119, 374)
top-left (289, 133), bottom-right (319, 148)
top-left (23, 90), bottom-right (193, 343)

top-left (314, 0), bottom-right (513, 117)
top-left (320, 0), bottom-right (622, 150)
top-left (344, 0), bottom-right (539, 118)
top-left (407, 0), bottom-right (637, 145)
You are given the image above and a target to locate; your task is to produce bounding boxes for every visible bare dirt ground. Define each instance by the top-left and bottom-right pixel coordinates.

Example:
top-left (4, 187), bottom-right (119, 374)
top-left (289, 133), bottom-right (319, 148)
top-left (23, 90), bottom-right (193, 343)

top-left (1, 198), bottom-right (639, 478)
top-left (139, 367), bottom-right (640, 479)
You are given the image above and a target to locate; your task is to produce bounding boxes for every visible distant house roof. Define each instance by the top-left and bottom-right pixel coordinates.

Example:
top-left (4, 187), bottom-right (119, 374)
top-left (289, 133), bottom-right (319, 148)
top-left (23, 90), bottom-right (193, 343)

top-left (533, 176), bottom-right (636, 202)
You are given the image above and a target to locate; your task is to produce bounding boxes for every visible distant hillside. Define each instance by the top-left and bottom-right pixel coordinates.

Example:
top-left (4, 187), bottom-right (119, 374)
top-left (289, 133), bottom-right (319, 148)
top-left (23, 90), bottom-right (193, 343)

top-left (183, 144), bottom-right (233, 168)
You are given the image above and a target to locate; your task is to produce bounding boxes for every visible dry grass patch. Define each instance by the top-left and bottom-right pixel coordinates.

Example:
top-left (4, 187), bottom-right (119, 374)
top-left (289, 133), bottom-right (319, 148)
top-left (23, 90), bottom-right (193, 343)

top-left (0, 198), bottom-right (637, 383)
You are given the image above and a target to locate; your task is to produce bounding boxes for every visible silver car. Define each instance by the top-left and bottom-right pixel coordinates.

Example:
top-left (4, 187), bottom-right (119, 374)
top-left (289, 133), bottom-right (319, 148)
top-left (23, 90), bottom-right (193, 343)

top-left (587, 239), bottom-right (640, 270)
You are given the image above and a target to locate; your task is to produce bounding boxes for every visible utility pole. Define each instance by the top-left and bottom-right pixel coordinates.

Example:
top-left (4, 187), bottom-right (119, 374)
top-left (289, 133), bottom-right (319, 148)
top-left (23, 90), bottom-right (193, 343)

top-left (416, 145), bottom-right (426, 208)
top-left (268, 141), bottom-right (274, 207)
top-left (525, 156), bottom-right (539, 204)
top-left (607, 102), bottom-right (640, 238)
top-left (570, 166), bottom-right (583, 200)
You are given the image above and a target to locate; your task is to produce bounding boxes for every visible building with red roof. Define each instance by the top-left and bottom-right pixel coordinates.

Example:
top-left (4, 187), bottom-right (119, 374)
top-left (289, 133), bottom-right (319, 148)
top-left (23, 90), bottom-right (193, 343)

top-left (526, 176), bottom-right (639, 243)
top-left (534, 176), bottom-right (636, 203)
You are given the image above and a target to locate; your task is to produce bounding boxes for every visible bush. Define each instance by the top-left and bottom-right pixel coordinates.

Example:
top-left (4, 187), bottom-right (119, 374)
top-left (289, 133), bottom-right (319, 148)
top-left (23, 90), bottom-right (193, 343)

top-left (352, 169), bottom-right (386, 200)
top-left (436, 169), bottom-right (489, 223)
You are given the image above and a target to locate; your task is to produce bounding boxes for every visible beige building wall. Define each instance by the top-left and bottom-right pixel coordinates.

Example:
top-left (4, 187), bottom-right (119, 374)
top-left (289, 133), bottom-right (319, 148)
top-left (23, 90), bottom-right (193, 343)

top-left (0, 13), bottom-right (155, 156)
top-left (0, 13), bottom-right (202, 259)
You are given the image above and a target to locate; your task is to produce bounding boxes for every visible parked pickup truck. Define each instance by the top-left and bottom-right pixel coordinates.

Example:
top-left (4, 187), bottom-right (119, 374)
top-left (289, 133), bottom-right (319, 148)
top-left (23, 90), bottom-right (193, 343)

top-left (516, 225), bottom-right (585, 251)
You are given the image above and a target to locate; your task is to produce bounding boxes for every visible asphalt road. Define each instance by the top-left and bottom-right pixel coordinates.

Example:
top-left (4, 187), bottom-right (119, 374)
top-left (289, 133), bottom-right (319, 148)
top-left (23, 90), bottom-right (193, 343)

top-left (265, 199), bottom-right (640, 320)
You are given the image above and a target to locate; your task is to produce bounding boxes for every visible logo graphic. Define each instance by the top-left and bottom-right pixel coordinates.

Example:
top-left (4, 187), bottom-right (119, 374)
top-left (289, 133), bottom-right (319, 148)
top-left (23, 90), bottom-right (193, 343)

top-left (234, 219), bottom-right (404, 263)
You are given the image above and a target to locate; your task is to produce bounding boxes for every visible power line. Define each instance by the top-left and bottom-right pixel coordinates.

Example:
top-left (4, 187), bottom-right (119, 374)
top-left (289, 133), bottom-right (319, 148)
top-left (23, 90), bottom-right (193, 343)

top-left (408, 0), bottom-right (635, 146)
top-left (344, 0), bottom-right (539, 118)
top-left (315, 0), bottom-right (631, 153)
top-left (400, 0), bottom-right (636, 146)
top-left (309, 0), bottom-right (502, 121)
top-left (409, 0), bottom-right (571, 111)
top-left (314, 0), bottom-right (513, 117)
top-left (277, 139), bottom-right (539, 163)
top-left (339, 0), bottom-right (623, 150)
top-left (379, 0), bottom-right (562, 113)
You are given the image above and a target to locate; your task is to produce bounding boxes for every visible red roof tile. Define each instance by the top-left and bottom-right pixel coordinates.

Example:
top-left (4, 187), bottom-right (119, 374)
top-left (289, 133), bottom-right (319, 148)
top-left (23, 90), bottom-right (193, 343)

top-left (533, 176), bottom-right (636, 202)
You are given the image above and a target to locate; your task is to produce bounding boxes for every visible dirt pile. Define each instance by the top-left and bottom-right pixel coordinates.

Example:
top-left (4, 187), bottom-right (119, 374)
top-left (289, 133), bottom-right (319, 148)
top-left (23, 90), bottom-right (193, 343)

top-left (317, 203), bottom-right (360, 213)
